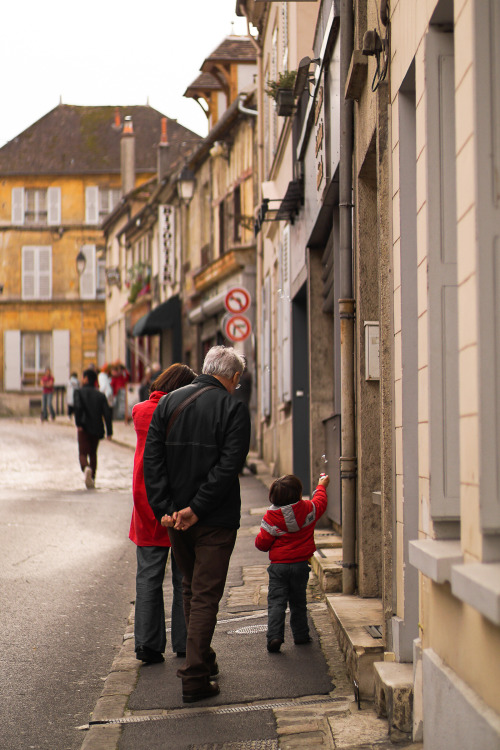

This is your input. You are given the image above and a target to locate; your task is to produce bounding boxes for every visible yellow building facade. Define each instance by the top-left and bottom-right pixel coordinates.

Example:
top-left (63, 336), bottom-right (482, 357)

top-left (0, 104), bottom-right (167, 415)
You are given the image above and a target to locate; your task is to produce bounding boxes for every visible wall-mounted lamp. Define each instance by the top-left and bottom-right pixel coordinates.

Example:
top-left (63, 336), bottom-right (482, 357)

top-left (76, 249), bottom-right (87, 276)
top-left (177, 166), bottom-right (196, 204)
top-left (0, 284), bottom-right (4, 295)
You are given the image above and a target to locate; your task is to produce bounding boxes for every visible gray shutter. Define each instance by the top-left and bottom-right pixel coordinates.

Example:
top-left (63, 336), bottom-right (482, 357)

top-left (12, 188), bottom-right (24, 224)
top-left (47, 187), bottom-right (61, 225)
top-left (4, 330), bottom-right (21, 390)
top-left (425, 28), bottom-right (460, 522)
top-left (281, 226), bottom-right (292, 402)
top-left (261, 275), bottom-right (272, 417)
top-left (85, 186), bottom-right (99, 224)
top-left (79, 245), bottom-right (96, 299)
top-left (52, 330), bottom-right (70, 385)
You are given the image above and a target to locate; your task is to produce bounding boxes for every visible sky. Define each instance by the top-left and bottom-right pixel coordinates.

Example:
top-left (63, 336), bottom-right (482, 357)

top-left (0, 1), bottom-right (251, 147)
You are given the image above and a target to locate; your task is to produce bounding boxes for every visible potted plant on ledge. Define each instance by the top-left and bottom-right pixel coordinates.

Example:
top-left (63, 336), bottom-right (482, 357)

top-left (265, 70), bottom-right (297, 116)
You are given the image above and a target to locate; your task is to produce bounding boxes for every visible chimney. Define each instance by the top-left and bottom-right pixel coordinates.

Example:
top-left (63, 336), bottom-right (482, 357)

top-left (120, 115), bottom-right (135, 196)
top-left (157, 117), bottom-right (170, 182)
top-left (114, 107), bottom-right (121, 129)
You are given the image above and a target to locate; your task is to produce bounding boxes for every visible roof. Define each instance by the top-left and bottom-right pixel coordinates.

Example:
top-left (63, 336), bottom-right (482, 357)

top-left (0, 104), bottom-right (201, 176)
top-left (184, 72), bottom-right (223, 99)
top-left (203, 36), bottom-right (256, 64)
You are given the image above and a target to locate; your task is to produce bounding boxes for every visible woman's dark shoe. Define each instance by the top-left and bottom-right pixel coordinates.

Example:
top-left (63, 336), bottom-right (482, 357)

top-left (136, 646), bottom-right (165, 664)
top-left (267, 638), bottom-right (282, 653)
top-left (182, 680), bottom-right (220, 703)
top-left (294, 636), bottom-right (312, 645)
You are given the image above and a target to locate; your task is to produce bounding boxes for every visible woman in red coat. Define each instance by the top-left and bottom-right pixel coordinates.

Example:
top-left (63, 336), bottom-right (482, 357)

top-left (130, 363), bottom-right (196, 664)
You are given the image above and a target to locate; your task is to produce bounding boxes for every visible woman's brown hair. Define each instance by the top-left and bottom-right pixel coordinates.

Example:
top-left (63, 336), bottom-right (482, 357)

top-left (150, 363), bottom-right (196, 394)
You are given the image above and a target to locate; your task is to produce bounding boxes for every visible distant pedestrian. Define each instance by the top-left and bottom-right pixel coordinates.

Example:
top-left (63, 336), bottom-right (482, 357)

top-left (131, 363), bottom-right (196, 665)
top-left (66, 372), bottom-right (80, 419)
top-left (144, 345), bottom-right (250, 703)
top-left (98, 364), bottom-right (114, 407)
top-left (40, 367), bottom-right (55, 422)
top-left (74, 368), bottom-right (113, 489)
top-left (138, 365), bottom-right (153, 403)
top-left (255, 473), bottom-right (329, 653)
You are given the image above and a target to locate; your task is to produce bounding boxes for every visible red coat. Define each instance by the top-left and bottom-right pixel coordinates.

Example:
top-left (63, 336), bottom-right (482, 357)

top-left (255, 485), bottom-right (328, 563)
top-left (129, 391), bottom-right (171, 547)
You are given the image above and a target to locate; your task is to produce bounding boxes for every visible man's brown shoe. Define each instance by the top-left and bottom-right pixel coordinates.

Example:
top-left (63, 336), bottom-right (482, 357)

top-left (182, 680), bottom-right (220, 704)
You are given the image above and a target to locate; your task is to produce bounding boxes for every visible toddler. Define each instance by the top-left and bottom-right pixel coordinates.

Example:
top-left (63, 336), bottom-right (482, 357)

top-left (255, 472), bottom-right (329, 652)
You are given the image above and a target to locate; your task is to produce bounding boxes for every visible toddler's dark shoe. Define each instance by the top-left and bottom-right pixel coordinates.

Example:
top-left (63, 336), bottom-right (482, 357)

top-left (267, 638), bottom-right (282, 653)
top-left (136, 646), bottom-right (165, 664)
top-left (294, 636), bottom-right (312, 645)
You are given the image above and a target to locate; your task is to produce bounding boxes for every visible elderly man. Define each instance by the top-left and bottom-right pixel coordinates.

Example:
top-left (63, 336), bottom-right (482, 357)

top-left (143, 346), bottom-right (250, 703)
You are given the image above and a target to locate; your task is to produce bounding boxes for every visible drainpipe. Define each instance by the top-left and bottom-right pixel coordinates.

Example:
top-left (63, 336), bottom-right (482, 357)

top-left (339, 0), bottom-right (356, 594)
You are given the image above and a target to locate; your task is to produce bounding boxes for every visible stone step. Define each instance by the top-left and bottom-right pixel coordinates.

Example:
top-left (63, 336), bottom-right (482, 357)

top-left (373, 661), bottom-right (414, 741)
top-left (325, 594), bottom-right (385, 699)
top-left (311, 547), bottom-right (343, 593)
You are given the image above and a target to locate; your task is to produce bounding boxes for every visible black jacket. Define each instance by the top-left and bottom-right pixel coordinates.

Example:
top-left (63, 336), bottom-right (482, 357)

top-left (143, 374), bottom-right (251, 529)
top-left (74, 384), bottom-right (113, 439)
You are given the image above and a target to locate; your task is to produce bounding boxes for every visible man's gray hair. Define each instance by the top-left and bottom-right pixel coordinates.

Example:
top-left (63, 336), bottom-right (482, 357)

top-left (202, 346), bottom-right (246, 379)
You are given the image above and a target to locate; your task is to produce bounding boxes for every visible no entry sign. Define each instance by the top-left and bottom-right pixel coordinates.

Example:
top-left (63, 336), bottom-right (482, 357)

top-left (225, 287), bottom-right (251, 314)
top-left (224, 314), bottom-right (251, 342)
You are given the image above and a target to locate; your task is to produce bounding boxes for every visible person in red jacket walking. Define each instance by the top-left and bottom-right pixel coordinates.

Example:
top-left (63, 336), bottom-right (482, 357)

top-left (255, 472), bottom-right (329, 653)
top-left (130, 363), bottom-right (196, 664)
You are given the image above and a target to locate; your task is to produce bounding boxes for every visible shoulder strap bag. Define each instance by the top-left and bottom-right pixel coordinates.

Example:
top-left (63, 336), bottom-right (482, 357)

top-left (165, 385), bottom-right (217, 439)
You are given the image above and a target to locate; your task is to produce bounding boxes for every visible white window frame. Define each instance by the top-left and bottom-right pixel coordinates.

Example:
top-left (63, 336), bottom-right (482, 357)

top-left (22, 246), bottom-right (52, 300)
top-left (13, 187), bottom-right (60, 225)
top-left (21, 332), bottom-right (52, 388)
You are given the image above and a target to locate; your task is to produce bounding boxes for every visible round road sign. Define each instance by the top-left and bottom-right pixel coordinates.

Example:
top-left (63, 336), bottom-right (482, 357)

top-left (225, 287), bottom-right (251, 314)
top-left (224, 314), bottom-right (252, 342)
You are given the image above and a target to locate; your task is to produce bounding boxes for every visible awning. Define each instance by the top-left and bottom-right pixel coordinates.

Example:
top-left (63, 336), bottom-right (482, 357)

top-left (132, 295), bottom-right (181, 337)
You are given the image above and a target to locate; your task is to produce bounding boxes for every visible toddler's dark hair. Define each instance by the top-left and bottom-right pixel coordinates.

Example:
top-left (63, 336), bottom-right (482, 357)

top-left (269, 474), bottom-right (302, 507)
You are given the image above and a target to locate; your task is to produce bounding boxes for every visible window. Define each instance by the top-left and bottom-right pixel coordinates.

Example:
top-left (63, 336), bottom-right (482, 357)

top-left (85, 186), bottom-right (120, 224)
top-left (79, 245), bottom-right (97, 299)
top-left (22, 246), bottom-right (52, 300)
top-left (219, 200), bottom-right (226, 256)
top-left (277, 226), bottom-right (292, 402)
top-left (12, 187), bottom-right (61, 225)
top-left (96, 256), bottom-right (106, 299)
top-left (21, 333), bottom-right (51, 388)
top-left (25, 189), bottom-right (47, 224)
top-left (233, 186), bottom-right (242, 243)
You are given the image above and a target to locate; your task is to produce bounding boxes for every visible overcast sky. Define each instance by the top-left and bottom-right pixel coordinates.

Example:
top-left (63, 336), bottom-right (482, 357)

top-left (0, 1), bottom-right (250, 146)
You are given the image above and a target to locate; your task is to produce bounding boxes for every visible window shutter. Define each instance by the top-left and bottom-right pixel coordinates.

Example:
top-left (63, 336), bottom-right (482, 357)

top-left (12, 188), bottom-right (24, 224)
top-left (425, 28), bottom-right (460, 522)
top-left (47, 187), bottom-right (61, 225)
top-left (281, 226), bottom-right (292, 402)
top-left (22, 247), bottom-right (36, 299)
top-left (52, 330), bottom-right (70, 385)
top-left (4, 330), bottom-right (21, 390)
top-left (261, 275), bottom-right (272, 417)
top-left (281, 2), bottom-right (289, 70)
top-left (38, 247), bottom-right (52, 299)
top-left (79, 245), bottom-right (96, 299)
top-left (85, 187), bottom-right (99, 224)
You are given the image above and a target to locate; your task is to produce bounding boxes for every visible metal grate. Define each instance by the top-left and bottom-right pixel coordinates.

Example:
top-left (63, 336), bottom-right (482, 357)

top-left (191, 741), bottom-right (278, 750)
top-left (89, 696), bottom-right (336, 727)
top-left (364, 625), bottom-right (383, 639)
top-left (228, 624), bottom-right (268, 635)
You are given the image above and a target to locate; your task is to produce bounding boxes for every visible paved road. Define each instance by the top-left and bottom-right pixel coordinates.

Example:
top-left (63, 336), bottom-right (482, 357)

top-left (0, 418), bottom-right (137, 750)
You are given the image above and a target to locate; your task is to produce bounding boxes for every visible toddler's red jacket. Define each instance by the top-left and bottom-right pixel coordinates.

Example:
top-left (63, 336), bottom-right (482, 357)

top-left (255, 485), bottom-right (328, 563)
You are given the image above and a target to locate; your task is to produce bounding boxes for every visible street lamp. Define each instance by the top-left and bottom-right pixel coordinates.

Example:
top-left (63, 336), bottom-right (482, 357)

top-left (177, 166), bottom-right (196, 205)
top-left (76, 249), bottom-right (86, 276)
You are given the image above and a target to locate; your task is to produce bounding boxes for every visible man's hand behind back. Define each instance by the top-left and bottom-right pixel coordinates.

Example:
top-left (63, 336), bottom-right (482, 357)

top-left (161, 507), bottom-right (199, 531)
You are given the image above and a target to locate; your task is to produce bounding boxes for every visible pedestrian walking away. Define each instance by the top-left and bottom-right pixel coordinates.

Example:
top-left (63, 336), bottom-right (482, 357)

top-left (255, 472), bottom-right (329, 653)
top-left (143, 345), bottom-right (251, 704)
top-left (40, 367), bottom-right (56, 422)
top-left (66, 371), bottom-right (79, 419)
top-left (73, 368), bottom-right (113, 489)
top-left (130, 363), bottom-right (196, 665)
